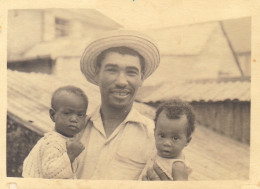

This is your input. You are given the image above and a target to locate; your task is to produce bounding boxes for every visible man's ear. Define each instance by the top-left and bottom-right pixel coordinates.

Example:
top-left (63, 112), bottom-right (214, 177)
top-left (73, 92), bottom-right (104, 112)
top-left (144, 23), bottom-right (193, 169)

top-left (186, 137), bottom-right (192, 146)
top-left (94, 73), bottom-right (100, 85)
top-left (139, 79), bottom-right (144, 87)
top-left (49, 108), bottom-right (56, 122)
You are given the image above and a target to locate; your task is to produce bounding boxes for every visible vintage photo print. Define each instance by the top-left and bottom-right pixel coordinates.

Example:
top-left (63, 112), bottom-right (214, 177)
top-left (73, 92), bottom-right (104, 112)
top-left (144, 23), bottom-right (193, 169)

top-left (1, 0), bottom-right (259, 189)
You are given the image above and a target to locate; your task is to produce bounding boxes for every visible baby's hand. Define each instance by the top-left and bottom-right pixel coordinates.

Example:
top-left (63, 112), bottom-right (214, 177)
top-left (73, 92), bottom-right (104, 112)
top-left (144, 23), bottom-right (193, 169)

top-left (66, 140), bottom-right (85, 163)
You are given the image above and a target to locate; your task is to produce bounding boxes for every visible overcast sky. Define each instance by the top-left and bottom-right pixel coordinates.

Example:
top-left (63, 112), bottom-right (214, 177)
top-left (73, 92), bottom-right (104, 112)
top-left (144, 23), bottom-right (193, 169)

top-left (91, 0), bottom-right (251, 30)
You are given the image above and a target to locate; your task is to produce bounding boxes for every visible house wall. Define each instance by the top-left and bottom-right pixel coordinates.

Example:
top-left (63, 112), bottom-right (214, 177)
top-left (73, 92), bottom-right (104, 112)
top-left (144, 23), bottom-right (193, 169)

top-left (238, 53), bottom-right (251, 77)
top-left (8, 10), bottom-right (43, 59)
top-left (145, 23), bottom-right (242, 86)
top-left (191, 101), bottom-right (250, 144)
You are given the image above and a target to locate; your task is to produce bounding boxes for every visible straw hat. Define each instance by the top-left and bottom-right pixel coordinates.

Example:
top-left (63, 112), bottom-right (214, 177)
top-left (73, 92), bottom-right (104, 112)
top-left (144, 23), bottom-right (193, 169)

top-left (80, 30), bottom-right (160, 85)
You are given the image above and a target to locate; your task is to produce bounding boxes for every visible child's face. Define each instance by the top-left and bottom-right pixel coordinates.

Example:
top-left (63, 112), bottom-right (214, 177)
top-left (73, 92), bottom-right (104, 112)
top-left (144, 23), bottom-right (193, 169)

top-left (155, 111), bottom-right (191, 159)
top-left (50, 92), bottom-right (87, 137)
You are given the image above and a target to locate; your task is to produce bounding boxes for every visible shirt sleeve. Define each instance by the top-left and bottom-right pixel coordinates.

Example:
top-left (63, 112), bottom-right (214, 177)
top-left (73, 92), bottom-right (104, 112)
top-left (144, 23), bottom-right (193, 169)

top-left (40, 142), bottom-right (74, 179)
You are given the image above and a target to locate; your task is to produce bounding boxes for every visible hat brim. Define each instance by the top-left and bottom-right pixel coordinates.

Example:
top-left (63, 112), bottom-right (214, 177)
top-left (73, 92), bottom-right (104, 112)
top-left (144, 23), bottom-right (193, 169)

top-left (80, 31), bottom-right (160, 85)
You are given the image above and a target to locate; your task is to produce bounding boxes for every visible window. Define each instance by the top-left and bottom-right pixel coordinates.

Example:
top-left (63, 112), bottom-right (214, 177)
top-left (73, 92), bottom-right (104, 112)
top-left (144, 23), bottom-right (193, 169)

top-left (55, 17), bottom-right (70, 37)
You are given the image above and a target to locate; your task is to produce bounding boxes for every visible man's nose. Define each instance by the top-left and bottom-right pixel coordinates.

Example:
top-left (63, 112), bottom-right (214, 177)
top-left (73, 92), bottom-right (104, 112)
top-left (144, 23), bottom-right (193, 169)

top-left (115, 72), bottom-right (128, 87)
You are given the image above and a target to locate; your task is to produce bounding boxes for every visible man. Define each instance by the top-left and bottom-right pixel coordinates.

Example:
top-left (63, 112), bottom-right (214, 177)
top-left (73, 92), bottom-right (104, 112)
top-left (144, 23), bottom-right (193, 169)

top-left (76, 31), bottom-right (162, 180)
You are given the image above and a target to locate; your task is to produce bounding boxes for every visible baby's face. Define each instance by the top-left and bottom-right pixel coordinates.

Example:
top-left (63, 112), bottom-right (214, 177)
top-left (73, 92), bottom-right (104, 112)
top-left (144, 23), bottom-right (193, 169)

top-left (52, 93), bottom-right (87, 137)
top-left (155, 111), bottom-right (190, 159)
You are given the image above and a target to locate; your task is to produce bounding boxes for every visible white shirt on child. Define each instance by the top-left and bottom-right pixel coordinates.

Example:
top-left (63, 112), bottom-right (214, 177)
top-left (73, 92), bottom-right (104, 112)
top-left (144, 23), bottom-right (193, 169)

top-left (155, 154), bottom-right (192, 180)
top-left (22, 131), bottom-right (78, 179)
top-left (139, 152), bottom-right (192, 180)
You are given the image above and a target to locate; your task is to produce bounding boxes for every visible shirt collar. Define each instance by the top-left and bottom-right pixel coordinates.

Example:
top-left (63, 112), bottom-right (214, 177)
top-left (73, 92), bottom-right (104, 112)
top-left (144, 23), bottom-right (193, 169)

top-left (90, 105), bottom-right (148, 126)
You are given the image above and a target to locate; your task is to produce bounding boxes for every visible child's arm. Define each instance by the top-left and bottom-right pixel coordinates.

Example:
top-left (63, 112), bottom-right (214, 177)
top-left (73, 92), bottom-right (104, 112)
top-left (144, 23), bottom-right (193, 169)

top-left (172, 161), bottom-right (189, 181)
top-left (41, 142), bottom-right (78, 179)
top-left (66, 140), bottom-right (85, 163)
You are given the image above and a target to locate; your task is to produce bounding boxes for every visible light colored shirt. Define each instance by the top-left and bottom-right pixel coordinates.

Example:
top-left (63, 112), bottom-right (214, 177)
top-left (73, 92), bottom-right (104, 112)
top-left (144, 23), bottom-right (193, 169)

top-left (76, 107), bottom-right (155, 180)
top-left (139, 153), bottom-right (192, 180)
top-left (22, 131), bottom-right (78, 179)
top-left (155, 154), bottom-right (192, 180)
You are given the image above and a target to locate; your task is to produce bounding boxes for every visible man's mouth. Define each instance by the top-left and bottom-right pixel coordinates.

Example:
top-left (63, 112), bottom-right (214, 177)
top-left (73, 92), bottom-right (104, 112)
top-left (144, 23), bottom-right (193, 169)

top-left (111, 90), bottom-right (130, 97)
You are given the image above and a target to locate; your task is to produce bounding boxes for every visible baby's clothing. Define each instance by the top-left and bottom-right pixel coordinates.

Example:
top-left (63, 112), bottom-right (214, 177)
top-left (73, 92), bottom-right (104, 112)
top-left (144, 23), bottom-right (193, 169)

top-left (155, 155), bottom-right (192, 180)
top-left (139, 152), bottom-right (191, 180)
top-left (22, 131), bottom-right (78, 179)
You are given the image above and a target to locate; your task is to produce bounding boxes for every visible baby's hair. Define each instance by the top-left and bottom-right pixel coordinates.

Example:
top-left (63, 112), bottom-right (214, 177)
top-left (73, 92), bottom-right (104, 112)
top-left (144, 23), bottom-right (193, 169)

top-left (154, 99), bottom-right (195, 138)
top-left (51, 85), bottom-right (88, 110)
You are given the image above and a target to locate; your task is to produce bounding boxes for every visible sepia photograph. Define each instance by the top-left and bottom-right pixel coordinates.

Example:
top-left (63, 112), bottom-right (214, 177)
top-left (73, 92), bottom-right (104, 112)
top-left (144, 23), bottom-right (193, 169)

top-left (6, 8), bottom-right (251, 182)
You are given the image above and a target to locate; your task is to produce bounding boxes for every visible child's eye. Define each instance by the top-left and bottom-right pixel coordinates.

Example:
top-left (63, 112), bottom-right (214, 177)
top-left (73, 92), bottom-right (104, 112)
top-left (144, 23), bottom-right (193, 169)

top-left (173, 136), bottom-right (179, 140)
top-left (158, 133), bottom-right (165, 138)
top-left (77, 113), bottom-right (85, 117)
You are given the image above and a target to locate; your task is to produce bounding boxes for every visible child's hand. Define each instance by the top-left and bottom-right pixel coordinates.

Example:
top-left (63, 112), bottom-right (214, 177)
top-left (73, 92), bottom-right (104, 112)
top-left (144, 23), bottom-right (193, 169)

top-left (66, 140), bottom-right (85, 163)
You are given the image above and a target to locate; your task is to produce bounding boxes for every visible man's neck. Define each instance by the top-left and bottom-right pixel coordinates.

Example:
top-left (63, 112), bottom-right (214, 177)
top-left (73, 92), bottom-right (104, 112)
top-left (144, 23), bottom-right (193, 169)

top-left (100, 104), bottom-right (132, 138)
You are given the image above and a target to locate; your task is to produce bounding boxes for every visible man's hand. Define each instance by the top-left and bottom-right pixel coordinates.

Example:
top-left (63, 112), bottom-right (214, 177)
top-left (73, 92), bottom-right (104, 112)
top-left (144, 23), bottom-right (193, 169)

top-left (66, 140), bottom-right (85, 163)
top-left (142, 162), bottom-right (170, 181)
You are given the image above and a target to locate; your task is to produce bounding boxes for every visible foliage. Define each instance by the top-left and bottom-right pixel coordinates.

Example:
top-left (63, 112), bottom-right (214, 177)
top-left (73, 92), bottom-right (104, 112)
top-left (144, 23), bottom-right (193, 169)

top-left (7, 116), bottom-right (41, 177)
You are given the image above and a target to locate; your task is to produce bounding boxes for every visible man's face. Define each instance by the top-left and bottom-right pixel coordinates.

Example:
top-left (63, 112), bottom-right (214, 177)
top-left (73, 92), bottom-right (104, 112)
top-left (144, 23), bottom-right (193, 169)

top-left (96, 51), bottom-right (143, 110)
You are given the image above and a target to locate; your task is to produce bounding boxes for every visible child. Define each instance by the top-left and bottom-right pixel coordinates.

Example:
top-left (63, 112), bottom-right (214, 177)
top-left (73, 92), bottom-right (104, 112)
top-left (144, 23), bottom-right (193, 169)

top-left (142, 100), bottom-right (195, 180)
top-left (22, 86), bottom-right (88, 179)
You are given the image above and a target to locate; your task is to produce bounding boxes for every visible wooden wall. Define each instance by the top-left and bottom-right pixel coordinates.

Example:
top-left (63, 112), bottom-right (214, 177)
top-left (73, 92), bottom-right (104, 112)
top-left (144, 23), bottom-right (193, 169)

top-left (191, 101), bottom-right (250, 144)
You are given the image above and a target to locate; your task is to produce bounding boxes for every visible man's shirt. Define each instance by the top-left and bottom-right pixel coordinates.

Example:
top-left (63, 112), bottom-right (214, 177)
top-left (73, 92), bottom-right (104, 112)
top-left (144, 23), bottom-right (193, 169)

top-left (76, 107), bottom-right (155, 180)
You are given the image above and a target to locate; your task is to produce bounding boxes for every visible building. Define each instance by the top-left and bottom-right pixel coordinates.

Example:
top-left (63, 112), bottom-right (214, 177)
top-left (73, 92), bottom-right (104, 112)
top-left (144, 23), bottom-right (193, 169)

top-left (7, 9), bottom-right (122, 73)
top-left (137, 78), bottom-right (250, 144)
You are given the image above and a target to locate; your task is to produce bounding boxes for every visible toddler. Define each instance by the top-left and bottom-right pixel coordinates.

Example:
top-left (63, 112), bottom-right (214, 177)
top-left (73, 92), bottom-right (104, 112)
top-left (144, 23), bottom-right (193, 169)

top-left (22, 86), bottom-right (88, 179)
top-left (142, 100), bottom-right (195, 180)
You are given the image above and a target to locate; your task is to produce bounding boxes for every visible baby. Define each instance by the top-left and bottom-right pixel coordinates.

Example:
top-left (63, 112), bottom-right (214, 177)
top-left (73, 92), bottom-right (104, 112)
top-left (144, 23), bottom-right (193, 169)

top-left (142, 100), bottom-right (195, 180)
top-left (22, 86), bottom-right (88, 179)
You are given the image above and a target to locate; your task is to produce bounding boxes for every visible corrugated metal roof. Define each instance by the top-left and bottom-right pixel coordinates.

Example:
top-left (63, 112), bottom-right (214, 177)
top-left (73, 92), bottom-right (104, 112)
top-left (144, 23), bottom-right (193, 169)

top-left (137, 79), bottom-right (250, 103)
top-left (23, 23), bottom-right (216, 59)
top-left (23, 37), bottom-right (96, 59)
top-left (7, 70), bottom-right (249, 180)
top-left (143, 22), bottom-right (217, 56)
top-left (17, 18), bottom-right (251, 62)
top-left (222, 17), bottom-right (251, 54)
top-left (7, 70), bottom-right (154, 134)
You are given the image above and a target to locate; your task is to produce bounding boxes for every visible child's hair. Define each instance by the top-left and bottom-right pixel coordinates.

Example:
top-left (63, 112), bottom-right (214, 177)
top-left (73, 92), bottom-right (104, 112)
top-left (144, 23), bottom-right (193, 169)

top-left (51, 85), bottom-right (88, 110)
top-left (154, 99), bottom-right (195, 138)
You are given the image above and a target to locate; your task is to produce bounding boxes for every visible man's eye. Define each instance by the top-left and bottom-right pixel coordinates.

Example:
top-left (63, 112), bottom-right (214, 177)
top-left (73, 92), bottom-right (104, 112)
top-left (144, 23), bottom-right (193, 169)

top-left (63, 112), bottom-right (70, 115)
top-left (106, 68), bottom-right (117, 73)
top-left (127, 71), bottom-right (138, 76)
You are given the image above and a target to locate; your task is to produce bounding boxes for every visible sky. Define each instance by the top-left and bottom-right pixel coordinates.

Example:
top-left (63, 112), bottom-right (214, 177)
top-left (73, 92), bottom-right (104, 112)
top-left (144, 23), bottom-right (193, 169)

top-left (92, 0), bottom-right (251, 30)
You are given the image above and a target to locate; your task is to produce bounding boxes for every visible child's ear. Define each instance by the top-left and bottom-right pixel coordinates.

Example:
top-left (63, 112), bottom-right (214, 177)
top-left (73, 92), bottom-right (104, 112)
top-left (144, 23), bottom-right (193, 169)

top-left (49, 108), bottom-right (56, 122)
top-left (186, 137), bottom-right (192, 146)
